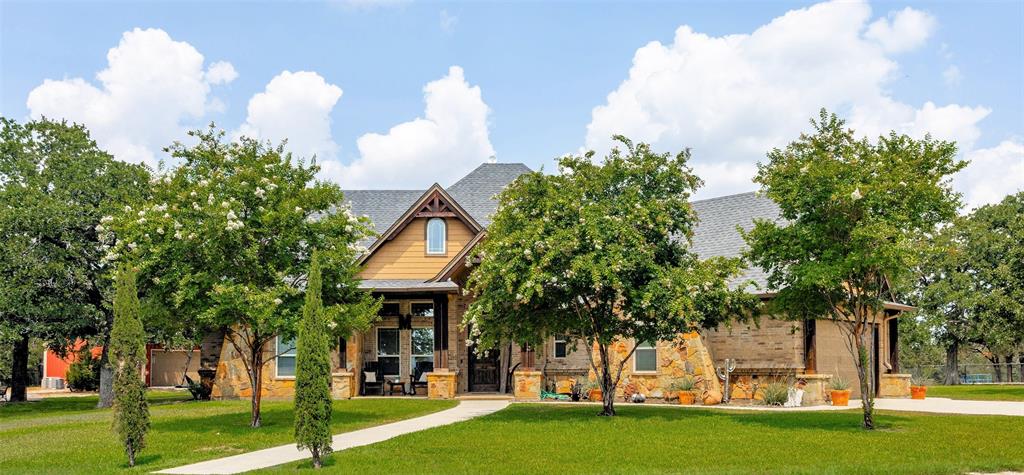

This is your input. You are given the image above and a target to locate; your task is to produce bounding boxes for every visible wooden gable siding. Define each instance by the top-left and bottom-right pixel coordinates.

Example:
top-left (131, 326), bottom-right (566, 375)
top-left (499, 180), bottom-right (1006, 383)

top-left (359, 217), bottom-right (475, 280)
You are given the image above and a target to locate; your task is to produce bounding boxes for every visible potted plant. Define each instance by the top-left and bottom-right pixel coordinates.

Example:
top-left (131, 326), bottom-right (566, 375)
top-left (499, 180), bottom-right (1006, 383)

top-left (829, 375), bottom-right (851, 406)
top-left (669, 376), bottom-right (697, 405)
top-left (569, 380), bottom-right (584, 402)
top-left (910, 375), bottom-right (928, 400)
top-left (584, 380), bottom-right (602, 401)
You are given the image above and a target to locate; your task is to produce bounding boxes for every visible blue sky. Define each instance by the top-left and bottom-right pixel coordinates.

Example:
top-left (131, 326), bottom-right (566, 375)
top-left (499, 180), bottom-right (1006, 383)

top-left (2, 0), bottom-right (1021, 207)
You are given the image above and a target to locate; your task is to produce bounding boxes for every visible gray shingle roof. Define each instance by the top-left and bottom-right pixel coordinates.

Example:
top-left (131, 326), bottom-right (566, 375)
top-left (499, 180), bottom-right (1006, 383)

top-left (447, 163), bottom-right (533, 227)
top-left (341, 189), bottom-right (425, 237)
top-left (689, 191), bottom-right (783, 291)
top-left (358, 279), bottom-right (460, 292)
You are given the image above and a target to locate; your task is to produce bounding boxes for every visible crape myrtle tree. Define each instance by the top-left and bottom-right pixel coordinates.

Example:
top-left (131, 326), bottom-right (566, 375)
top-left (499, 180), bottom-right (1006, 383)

top-left (0, 117), bottom-right (148, 403)
top-left (294, 251), bottom-right (333, 468)
top-left (106, 127), bottom-right (379, 427)
top-left (743, 110), bottom-right (965, 429)
top-left (110, 266), bottom-right (149, 467)
top-left (464, 136), bottom-right (757, 417)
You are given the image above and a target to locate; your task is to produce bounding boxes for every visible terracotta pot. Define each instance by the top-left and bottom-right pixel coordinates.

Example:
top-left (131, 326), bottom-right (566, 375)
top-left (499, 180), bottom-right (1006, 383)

top-left (830, 389), bottom-right (851, 406)
top-left (677, 391), bottom-right (696, 405)
top-left (588, 388), bottom-right (603, 401)
top-left (910, 385), bottom-right (927, 400)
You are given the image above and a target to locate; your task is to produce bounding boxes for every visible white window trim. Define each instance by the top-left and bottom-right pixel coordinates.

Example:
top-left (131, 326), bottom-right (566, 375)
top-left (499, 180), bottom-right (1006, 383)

top-left (411, 327), bottom-right (435, 366)
top-left (553, 335), bottom-right (568, 359)
top-left (632, 340), bottom-right (658, 374)
top-left (275, 335), bottom-right (297, 380)
top-left (376, 327), bottom-right (401, 378)
top-left (426, 218), bottom-right (446, 255)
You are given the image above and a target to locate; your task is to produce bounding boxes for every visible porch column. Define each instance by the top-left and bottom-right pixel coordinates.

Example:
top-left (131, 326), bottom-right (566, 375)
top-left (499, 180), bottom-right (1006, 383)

top-left (433, 294), bottom-right (449, 370)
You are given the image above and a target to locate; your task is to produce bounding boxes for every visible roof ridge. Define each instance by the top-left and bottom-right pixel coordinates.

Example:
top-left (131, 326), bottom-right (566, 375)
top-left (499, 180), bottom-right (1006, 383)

top-left (691, 190), bottom-right (760, 204)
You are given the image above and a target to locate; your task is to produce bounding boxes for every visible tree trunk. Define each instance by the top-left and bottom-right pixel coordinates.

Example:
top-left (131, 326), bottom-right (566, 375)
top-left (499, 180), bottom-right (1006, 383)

top-left (943, 340), bottom-right (960, 385)
top-left (10, 334), bottom-right (30, 402)
top-left (312, 447), bottom-right (322, 469)
top-left (991, 355), bottom-right (1004, 382)
top-left (1006, 354), bottom-right (1016, 383)
top-left (127, 447), bottom-right (136, 467)
top-left (854, 332), bottom-right (874, 430)
top-left (597, 344), bottom-right (616, 416)
top-left (248, 344), bottom-right (264, 428)
top-left (96, 335), bottom-right (114, 408)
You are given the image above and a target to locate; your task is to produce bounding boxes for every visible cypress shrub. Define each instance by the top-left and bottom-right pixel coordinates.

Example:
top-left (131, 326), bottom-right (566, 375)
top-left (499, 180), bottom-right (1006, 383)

top-left (294, 251), bottom-right (334, 468)
top-left (110, 267), bottom-right (150, 467)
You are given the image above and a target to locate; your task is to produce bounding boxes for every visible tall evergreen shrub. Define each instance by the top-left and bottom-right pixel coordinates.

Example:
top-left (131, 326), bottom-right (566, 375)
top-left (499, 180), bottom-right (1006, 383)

top-left (294, 251), bottom-right (333, 468)
top-left (110, 267), bottom-right (150, 466)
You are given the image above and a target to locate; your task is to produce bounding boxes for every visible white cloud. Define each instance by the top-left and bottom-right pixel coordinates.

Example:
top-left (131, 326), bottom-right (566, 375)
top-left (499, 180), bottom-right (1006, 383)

top-left (440, 9), bottom-right (458, 33)
top-left (943, 65), bottom-right (962, 87)
top-left (236, 71), bottom-right (343, 162)
top-left (26, 28), bottom-right (234, 168)
top-left (956, 140), bottom-right (1024, 210)
top-left (326, 66), bottom-right (494, 189)
top-left (865, 6), bottom-right (937, 53)
top-left (585, 0), bottom-right (990, 199)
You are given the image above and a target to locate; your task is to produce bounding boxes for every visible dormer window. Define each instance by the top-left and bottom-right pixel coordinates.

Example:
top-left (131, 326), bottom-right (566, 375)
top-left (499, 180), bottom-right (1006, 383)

top-left (426, 218), bottom-right (446, 255)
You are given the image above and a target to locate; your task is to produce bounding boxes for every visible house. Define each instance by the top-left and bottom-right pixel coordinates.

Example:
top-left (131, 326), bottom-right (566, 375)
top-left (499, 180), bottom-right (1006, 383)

top-left (210, 163), bottom-right (913, 402)
top-left (42, 342), bottom-right (200, 388)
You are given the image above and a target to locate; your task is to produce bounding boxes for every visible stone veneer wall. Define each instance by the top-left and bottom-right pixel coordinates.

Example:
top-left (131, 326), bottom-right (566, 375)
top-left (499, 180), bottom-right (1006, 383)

top-left (212, 331), bottom-right (344, 400)
top-left (582, 332), bottom-right (722, 401)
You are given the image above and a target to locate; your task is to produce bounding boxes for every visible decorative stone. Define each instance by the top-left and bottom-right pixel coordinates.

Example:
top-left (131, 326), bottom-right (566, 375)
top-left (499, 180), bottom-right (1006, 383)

top-left (796, 373), bottom-right (833, 405)
top-left (879, 373), bottom-right (912, 398)
top-left (513, 370), bottom-right (542, 401)
top-left (426, 370), bottom-right (457, 399)
top-left (331, 372), bottom-right (356, 399)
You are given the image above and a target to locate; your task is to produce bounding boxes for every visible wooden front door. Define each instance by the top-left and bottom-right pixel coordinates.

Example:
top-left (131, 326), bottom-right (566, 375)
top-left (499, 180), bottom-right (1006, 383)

top-left (468, 348), bottom-right (500, 392)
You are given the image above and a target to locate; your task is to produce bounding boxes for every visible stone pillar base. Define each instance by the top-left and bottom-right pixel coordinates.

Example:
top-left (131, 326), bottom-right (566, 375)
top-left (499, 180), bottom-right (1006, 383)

top-left (513, 370), bottom-right (542, 401)
top-left (796, 373), bottom-right (832, 406)
top-left (879, 373), bottom-right (912, 398)
top-left (427, 370), bottom-right (457, 399)
top-left (331, 371), bottom-right (356, 399)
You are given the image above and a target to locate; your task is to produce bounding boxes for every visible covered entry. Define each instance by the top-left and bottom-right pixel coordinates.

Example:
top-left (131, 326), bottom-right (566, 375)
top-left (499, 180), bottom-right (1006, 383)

top-left (148, 348), bottom-right (200, 387)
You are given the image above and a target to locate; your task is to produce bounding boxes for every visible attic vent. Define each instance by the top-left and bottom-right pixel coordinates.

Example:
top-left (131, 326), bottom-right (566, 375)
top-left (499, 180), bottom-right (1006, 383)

top-left (415, 190), bottom-right (458, 218)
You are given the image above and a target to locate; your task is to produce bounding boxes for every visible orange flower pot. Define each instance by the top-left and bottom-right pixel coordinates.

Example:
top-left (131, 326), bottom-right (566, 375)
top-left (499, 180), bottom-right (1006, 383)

top-left (588, 388), bottom-right (603, 401)
top-left (910, 386), bottom-right (927, 400)
top-left (831, 389), bottom-right (851, 406)
top-left (677, 391), bottom-right (696, 405)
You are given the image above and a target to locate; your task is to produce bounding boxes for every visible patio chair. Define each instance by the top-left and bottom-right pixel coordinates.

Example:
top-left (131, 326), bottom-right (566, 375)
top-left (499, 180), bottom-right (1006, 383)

top-left (0, 380), bottom-right (8, 402)
top-left (410, 361), bottom-right (433, 395)
top-left (361, 361), bottom-right (385, 396)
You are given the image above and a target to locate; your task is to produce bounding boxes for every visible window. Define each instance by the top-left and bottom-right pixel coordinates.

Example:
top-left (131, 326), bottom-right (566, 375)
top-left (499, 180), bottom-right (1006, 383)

top-left (377, 328), bottom-right (400, 377)
top-left (426, 218), bottom-right (446, 255)
top-left (410, 301), bottom-right (435, 317)
top-left (411, 328), bottom-right (435, 373)
top-left (379, 302), bottom-right (400, 316)
top-left (276, 336), bottom-right (297, 378)
top-left (553, 335), bottom-right (568, 358)
top-left (634, 341), bottom-right (656, 372)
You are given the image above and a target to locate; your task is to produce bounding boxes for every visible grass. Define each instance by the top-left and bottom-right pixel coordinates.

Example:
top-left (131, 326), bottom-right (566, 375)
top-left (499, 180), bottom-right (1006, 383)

top-left (0, 391), bottom-right (456, 474)
top-left (263, 403), bottom-right (1024, 475)
top-left (925, 384), bottom-right (1024, 401)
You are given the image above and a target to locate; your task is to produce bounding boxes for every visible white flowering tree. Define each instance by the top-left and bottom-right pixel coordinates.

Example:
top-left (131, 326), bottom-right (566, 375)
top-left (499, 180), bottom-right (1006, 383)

top-left (464, 136), bottom-right (757, 416)
top-left (105, 128), bottom-right (379, 427)
top-left (743, 110), bottom-right (965, 429)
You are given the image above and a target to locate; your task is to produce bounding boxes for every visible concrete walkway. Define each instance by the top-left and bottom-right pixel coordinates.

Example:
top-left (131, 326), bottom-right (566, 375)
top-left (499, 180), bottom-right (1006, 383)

top-left (156, 400), bottom-right (508, 474)
top-left (873, 397), bottom-right (1024, 416)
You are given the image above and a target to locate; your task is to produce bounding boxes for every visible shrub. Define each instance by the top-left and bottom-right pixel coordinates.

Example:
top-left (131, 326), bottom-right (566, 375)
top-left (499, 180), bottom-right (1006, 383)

top-left (761, 381), bottom-right (789, 406)
top-left (294, 251), bottom-right (333, 469)
top-left (110, 267), bottom-right (149, 467)
top-left (829, 374), bottom-right (851, 391)
top-left (669, 376), bottom-right (696, 392)
top-left (66, 349), bottom-right (101, 391)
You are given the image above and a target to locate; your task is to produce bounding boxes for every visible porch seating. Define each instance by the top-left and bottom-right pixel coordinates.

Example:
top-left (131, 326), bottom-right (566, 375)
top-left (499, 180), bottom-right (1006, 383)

top-left (361, 361), bottom-right (384, 396)
top-left (410, 361), bottom-right (433, 395)
top-left (0, 380), bottom-right (8, 402)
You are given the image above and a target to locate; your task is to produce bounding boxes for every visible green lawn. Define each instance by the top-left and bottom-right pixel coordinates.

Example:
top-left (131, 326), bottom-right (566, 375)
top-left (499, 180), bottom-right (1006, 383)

top-left (264, 404), bottom-right (1024, 475)
top-left (925, 384), bottom-right (1024, 401)
top-left (0, 391), bottom-right (455, 474)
